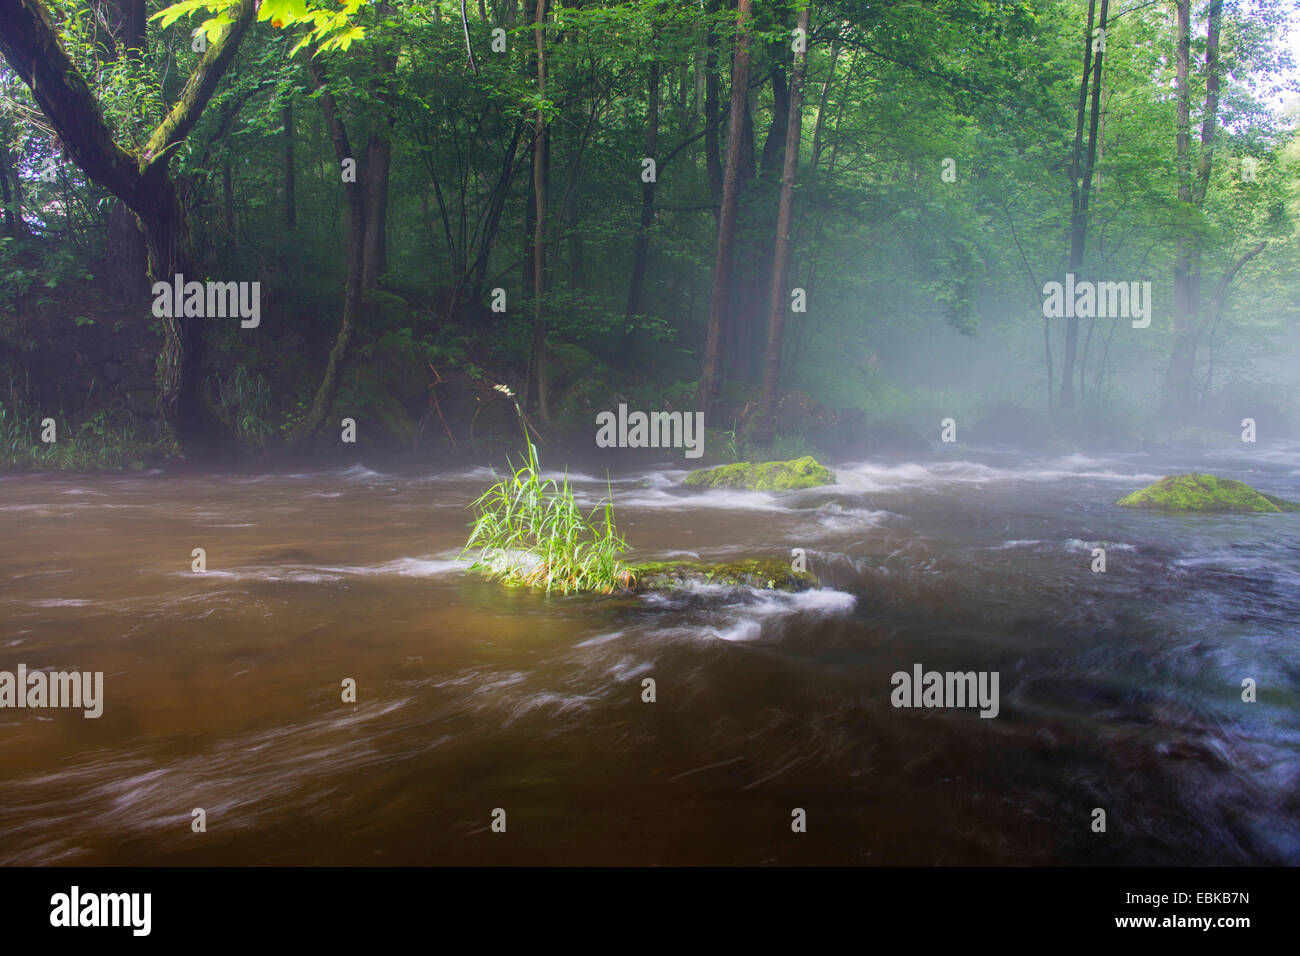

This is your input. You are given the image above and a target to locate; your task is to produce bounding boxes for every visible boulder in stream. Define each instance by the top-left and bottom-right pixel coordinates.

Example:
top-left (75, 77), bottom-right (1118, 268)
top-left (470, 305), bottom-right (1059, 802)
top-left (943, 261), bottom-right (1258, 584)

top-left (1117, 474), bottom-right (1300, 513)
top-left (683, 455), bottom-right (835, 491)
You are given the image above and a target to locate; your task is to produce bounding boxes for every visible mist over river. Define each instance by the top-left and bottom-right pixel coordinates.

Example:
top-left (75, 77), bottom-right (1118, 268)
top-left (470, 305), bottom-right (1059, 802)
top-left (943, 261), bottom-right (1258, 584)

top-left (2, 444), bottom-right (1298, 865)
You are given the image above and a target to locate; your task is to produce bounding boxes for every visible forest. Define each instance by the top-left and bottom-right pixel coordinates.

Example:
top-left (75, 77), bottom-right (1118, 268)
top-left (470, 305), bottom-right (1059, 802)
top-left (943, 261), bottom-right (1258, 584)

top-left (0, 0), bottom-right (1294, 468)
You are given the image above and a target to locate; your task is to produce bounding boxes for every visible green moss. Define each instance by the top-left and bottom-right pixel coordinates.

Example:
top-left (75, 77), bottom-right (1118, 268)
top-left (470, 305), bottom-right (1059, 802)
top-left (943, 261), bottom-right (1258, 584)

top-left (361, 289), bottom-right (414, 331)
top-left (683, 455), bottom-right (835, 491)
top-left (1116, 474), bottom-right (1300, 513)
top-left (629, 558), bottom-right (816, 592)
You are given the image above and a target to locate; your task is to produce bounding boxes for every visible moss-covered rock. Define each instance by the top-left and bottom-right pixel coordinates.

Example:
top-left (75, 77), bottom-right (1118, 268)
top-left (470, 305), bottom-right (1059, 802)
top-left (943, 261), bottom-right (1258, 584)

top-left (1117, 474), bottom-right (1300, 513)
top-left (683, 455), bottom-right (835, 491)
top-left (630, 558), bottom-right (816, 592)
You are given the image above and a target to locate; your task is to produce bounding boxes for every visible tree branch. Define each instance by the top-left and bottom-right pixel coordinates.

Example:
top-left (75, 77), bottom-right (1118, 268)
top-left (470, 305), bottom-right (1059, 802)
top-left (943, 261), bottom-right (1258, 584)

top-left (143, 0), bottom-right (257, 178)
top-left (0, 0), bottom-right (140, 199)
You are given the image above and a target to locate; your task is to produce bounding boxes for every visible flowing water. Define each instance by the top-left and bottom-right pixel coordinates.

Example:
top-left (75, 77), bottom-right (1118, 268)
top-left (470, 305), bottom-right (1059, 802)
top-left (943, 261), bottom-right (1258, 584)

top-left (2, 444), bottom-right (1299, 865)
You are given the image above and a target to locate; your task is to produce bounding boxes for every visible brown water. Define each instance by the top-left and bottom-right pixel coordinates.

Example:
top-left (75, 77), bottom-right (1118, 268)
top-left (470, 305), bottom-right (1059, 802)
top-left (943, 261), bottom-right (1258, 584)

top-left (2, 448), bottom-right (1299, 865)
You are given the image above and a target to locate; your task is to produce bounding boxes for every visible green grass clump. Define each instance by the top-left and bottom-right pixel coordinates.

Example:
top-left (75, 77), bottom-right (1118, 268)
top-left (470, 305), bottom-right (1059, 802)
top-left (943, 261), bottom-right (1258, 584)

top-left (462, 422), bottom-right (631, 594)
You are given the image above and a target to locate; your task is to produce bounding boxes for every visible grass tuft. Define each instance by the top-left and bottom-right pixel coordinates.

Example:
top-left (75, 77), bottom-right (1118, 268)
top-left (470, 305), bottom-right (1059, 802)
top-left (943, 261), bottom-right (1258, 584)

top-left (461, 411), bottom-right (632, 594)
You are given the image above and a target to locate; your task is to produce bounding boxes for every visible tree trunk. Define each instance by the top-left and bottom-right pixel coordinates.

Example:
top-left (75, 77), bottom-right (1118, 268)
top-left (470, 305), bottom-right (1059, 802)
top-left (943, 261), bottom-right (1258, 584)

top-left (1060, 0), bottom-right (1107, 409)
top-left (0, 148), bottom-right (11, 238)
top-left (755, 4), bottom-right (810, 442)
top-left (759, 60), bottom-right (789, 177)
top-left (222, 161), bottom-right (235, 234)
top-left (523, 139), bottom-right (536, 299)
top-left (468, 121), bottom-right (524, 297)
top-left (1163, 0), bottom-right (1224, 416)
top-left (283, 98), bottom-right (296, 230)
top-left (361, 133), bottom-right (391, 287)
top-left (289, 57), bottom-right (369, 450)
top-left (698, 0), bottom-right (753, 420)
top-left (737, 86), bottom-right (756, 187)
top-left (624, 58), bottom-right (659, 332)
top-left (138, 184), bottom-right (233, 454)
top-left (361, 36), bottom-right (397, 288)
top-left (292, 198), bottom-right (365, 449)
top-left (105, 201), bottom-right (150, 298)
top-left (104, 0), bottom-right (145, 58)
top-left (809, 33), bottom-right (840, 174)
top-left (289, 27), bottom-right (396, 451)
top-left (0, 143), bottom-right (29, 238)
top-left (532, 0), bottom-right (549, 424)
top-left (723, 61), bottom-right (761, 383)
top-left (703, 0), bottom-right (723, 208)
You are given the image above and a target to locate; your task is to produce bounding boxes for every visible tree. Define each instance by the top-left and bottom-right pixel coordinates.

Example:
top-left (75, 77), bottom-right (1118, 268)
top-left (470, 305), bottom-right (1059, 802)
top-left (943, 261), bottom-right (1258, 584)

top-left (285, 55), bottom-right (370, 449)
top-left (1162, 0), bottom-right (1243, 418)
top-left (0, 138), bottom-right (27, 237)
top-left (623, 54), bottom-right (658, 335)
top-left (0, 0), bottom-right (258, 456)
top-left (530, 0), bottom-right (549, 425)
top-left (698, 0), bottom-right (753, 421)
top-left (1060, 0), bottom-right (1108, 409)
top-left (755, 2), bottom-right (811, 442)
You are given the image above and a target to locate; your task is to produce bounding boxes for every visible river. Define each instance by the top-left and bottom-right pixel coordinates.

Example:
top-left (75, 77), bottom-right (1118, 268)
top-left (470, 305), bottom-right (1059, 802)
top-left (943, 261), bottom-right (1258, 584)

top-left (2, 444), bottom-right (1298, 865)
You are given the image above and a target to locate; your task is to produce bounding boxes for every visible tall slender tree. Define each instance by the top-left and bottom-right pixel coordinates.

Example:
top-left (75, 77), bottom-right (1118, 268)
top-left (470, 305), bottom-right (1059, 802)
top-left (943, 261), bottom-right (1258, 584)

top-left (531, 0), bottom-right (550, 424)
top-left (698, 0), bottom-right (753, 421)
top-left (755, 2), bottom-right (812, 441)
top-left (623, 56), bottom-right (658, 335)
top-left (1060, 0), bottom-right (1108, 409)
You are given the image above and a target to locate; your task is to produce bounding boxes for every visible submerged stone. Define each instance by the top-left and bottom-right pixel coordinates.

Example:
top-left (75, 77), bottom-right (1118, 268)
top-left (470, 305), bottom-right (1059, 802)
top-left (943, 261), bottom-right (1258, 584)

top-left (682, 455), bottom-right (835, 491)
top-left (1116, 473), bottom-right (1300, 513)
top-left (629, 558), bottom-right (816, 593)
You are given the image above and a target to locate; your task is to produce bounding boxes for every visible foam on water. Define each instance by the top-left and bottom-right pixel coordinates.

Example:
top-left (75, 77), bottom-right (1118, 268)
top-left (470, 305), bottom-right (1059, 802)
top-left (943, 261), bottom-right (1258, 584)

top-left (833, 457), bottom-right (1165, 492)
top-left (169, 555), bottom-right (466, 584)
top-left (641, 581), bottom-right (857, 643)
top-left (595, 486), bottom-right (789, 512)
